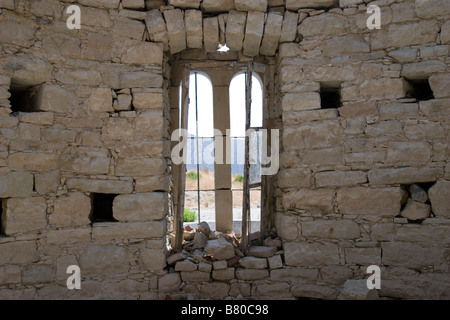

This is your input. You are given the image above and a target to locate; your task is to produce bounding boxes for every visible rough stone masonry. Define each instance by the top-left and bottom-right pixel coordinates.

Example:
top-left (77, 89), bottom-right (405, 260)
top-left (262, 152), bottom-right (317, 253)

top-left (0, 0), bottom-right (449, 300)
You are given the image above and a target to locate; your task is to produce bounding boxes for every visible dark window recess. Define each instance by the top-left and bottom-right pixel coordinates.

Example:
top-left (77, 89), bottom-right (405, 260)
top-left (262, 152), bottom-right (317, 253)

top-left (90, 193), bottom-right (118, 223)
top-left (320, 83), bottom-right (341, 109)
top-left (9, 81), bottom-right (41, 113)
top-left (405, 78), bottom-right (434, 101)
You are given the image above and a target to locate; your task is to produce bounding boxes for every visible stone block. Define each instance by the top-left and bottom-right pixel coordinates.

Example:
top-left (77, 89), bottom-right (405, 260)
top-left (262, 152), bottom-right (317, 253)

top-left (315, 171), bottom-right (367, 187)
top-left (388, 21), bottom-right (439, 48)
top-left (239, 256), bottom-right (268, 269)
top-left (46, 228), bottom-right (91, 245)
top-left (140, 249), bottom-right (166, 271)
top-left (2, 56), bottom-right (52, 86)
top-left (415, 0), bottom-right (450, 19)
top-left (115, 157), bottom-right (164, 177)
top-left (298, 13), bottom-right (347, 37)
top-left (201, 0), bottom-right (235, 13)
top-left (164, 9), bottom-right (186, 54)
top-left (0, 241), bottom-right (38, 266)
top-left (213, 260), bottom-right (227, 270)
top-left (441, 21), bottom-right (450, 44)
top-left (121, 42), bottom-right (163, 65)
top-left (42, 128), bottom-right (77, 143)
top-left (268, 255), bottom-right (283, 269)
top-left (419, 99), bottom-right (450, 121)
top-left (243, 11), bottom-right (265, 57)
top-left (286, 0), bottom-right (337, 10)
top-left (270, 267), bottom-right (318, 282)
top-left (401, 60), bottom-right (446, 80)
top-left (409, 184), bottom-right (428, 203)
top-left (345, 247), bottom-right (381, 265)
top-left (205, 237), bottom-right (235, 260)
top-left (429, 74), bottom-right (450, 98)
top-left (87, 88), bottom-right (113, 113)
top-left (360, 78), bottom-right (405, 100)
top-left (80, 245), bottom-right (129, 276)
top-left (132, 92), bottom-right (163, 110)
top-left (185, 10), bottom-right (203, 49)
top-left (18, 112), bottom-right (54, 125)
top-left (302, 220), bottom-right (360, 240)
top-left (200, 283), bottom-right (229, 299)
top-left (320, 265), bottom-right (353, 285)
top-left (50, 192), bottom-right (91, 228)
top-left (0, 12), bottom-right (37, 47)
top-left (203, 17), bottom-right (219, 52)
top-left (236, 268), bottom-right (269, 280)
top-left (54, 69), bottom-right (102, 86)
top-left (22, 265), bottom-right (54, 284)
top-left (135, 110), bottom-right (165, 138)
top-left (33, 84), bottom-right (76, 113)
top-left (282, 92), bottom-right (321, 111)
top-left (113, 193), bottom-right (167, 222)
top-left (428, 181), bottom-right (450, 218)
top-left (212, 268), bottom-right (235, 281)
top-left (278, 168), bottom-right (312, 188)
top-left (283, 188), bottom-right (335, 213)
top-left (225, 10), bottom-right (247, 51)
top-left (337, 187), bottom-right (402, 217)
top-left (260, 12), bottom-right (283, 56)
top-left (379, 103), bottom-right (418, 120)
top-left (169, 0), bottom-right (201, 8)
top-left (284, 241), bottom-right (339, 267)
top-left (323, 34), bottom-right (370, 56)
top-left (235, 0), bottom-right (267, 11)
top-left (400, 199), bottom-right (431, 221)
top-left (387, 142), bottom-right (431, 165)
top-left (248, 246), bottom-right (277, 258)
top-left (368, 167), bottom-right (443, 185)
top-left (118, 71), bottom-right (163, 89)
top-left (8, 153), bottom-right (59, 172)
top-left (66, 178), bottom-right (133, 194)
top-left (158, 273), bottom-right (181, 293)
top-left (275, 212), bottom-right (299, 241)
top-left (382, 242), bottom-right (446, 269)
top-left (280, 11), bottom-right (298, 43)
top-left (92, 221), bottom-right (166, 240)
top-left (0, 171), bottom-right (33, 198)
top-left (145, 9), bottom-right (169, 50)
top-left (180, 271), bottom-right (210, 282)
top-left (254, 282), bottom-right (291, 298)
top-left (78, 0), bottom-right (120, 9)
top-left (389, 48), bottom-right (418, 63)
top-left (3, 197), bottom-right (47, 235)
top-left (123, 0), bottom-right (145, 9)
top-left (0, 266), bottom-right (21, 285)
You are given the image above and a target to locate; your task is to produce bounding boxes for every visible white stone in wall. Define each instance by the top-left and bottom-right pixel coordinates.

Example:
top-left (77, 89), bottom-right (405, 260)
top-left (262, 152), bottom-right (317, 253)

top-left (169, 0), bottom-right (201, 8)
top-left (163, 9), bottom-right (187, 54)
top-left (203, 16), bottom-right (220, 52)
top-left (185, 10), bottom-right (203, 48)
top-left (235, 0), bottom-right (268, 12)
top-left (225, 10), bottom-right (247, 51)
top-left (260, 12), bottom-right (283, 56)
top-left (145, 9), bottom-right (169, 51)
top-left (280, 11), bottom-right (298, 43)
top-left (243, 11), bottom-right (265, 57)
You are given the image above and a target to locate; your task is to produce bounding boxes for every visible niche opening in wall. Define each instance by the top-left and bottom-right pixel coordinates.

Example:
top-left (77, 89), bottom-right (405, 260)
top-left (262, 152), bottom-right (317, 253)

top-left (404, 78), bottom-right (434, 101)
top-left (9, 80), bottom-right (41, 114)
top-left (320, 82), bottom-right (342, 109)
top-left (90, 193), bottom-right (118, 223)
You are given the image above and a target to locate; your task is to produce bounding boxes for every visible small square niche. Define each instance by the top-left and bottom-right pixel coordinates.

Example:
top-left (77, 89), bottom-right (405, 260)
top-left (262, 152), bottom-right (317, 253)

top-left (9, 80), bottom-right (41, 113)
top-left (404, 78), bottom-right (434, 101)
top-left (90, 193), bottom-right (118, 223)
top-left (320, 82), bottom-right (342, 109)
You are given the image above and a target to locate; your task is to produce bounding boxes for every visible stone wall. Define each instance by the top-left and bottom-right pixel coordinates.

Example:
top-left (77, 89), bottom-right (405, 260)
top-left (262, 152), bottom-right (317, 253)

top-left (0, 0), bottom-right (449, 300)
